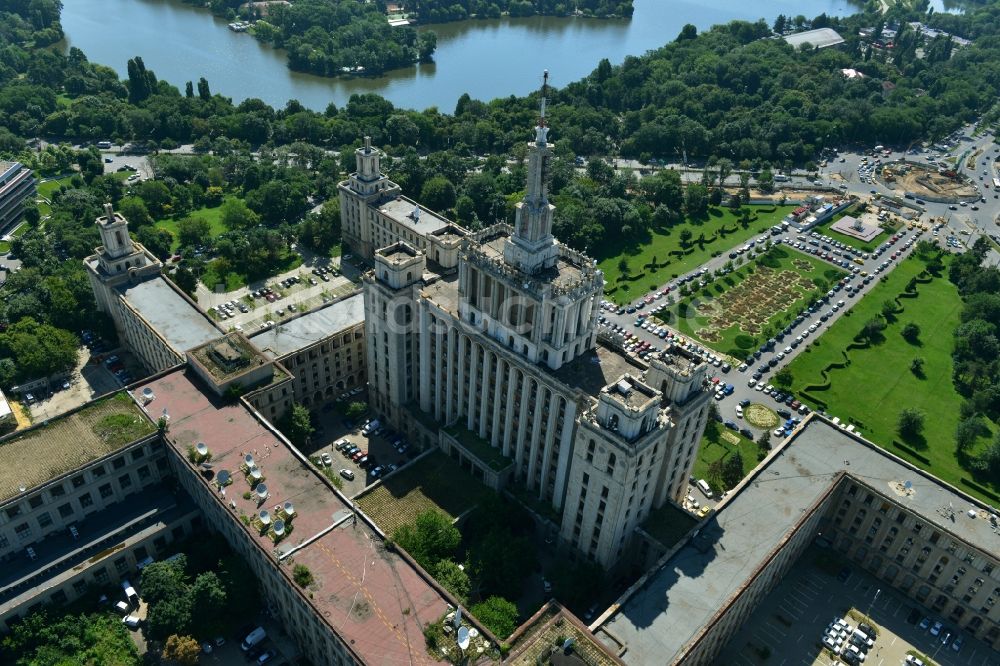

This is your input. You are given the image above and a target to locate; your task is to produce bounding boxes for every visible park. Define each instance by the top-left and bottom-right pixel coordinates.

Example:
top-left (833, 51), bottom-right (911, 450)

top-left (597, 204), bottom-right (795, 304)
top-left (783, 252), bottom-right (999, 505)
top-left (666, 246), bottom-right (845, 359)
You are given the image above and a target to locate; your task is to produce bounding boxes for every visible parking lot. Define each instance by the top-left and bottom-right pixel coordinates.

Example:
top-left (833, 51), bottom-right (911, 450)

top-left (300, 398), bottom-right (416, 498)
top-left (25, 344), bottom-right (142, 422)
top-left (715, 545), bottom-right (997, 666)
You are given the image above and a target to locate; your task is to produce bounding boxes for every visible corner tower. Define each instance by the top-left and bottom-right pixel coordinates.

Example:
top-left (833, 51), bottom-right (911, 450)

top-left (85, 202), bottom-right (162, 313)
top-left (338, 136), bottom-right (402, 259)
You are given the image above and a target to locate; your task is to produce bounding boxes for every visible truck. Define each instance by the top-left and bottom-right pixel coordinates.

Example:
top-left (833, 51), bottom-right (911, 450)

top-left (242, 626), bottom-right (267, 651)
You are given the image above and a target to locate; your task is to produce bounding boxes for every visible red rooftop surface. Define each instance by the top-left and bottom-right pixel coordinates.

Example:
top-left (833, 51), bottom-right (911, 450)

top-left (135, 369), bottom-right (451, 665)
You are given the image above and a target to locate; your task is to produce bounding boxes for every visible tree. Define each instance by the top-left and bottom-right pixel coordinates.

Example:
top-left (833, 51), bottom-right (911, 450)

top-left (955, 416), bottom-right (985, 453)
top-left (292, 564), bottom-right (314, 588)
top-left (220, 197), bottom-right (259, 231)
top-left (684, 183), bottom-right (708, 217)
top-left (392, 510), bottom-right (460, 570)
top-left (679, 229), bottom-right (693, 247)
top-left (345, 401), bottom-right (367, 421)
top-left (881, 299), bottom-right (897, 320)
top-left (420, 176), bottom-right (457, 212)
top-left (197, 77), bottom-right (211, 101)
top-left (190, 571), bottom-right (227, 619)
top-left (709, 452), bottom-right (744, 491)
top-left (146, 594), bottom-right (193, 641)
top-left (773, 367), bottom-right (793, 389)
top-left (140, 558), bottom-right (188, 605)
top-left (176, 216), bottom-right (212, 248)
top-left (432, 559), bottom-right (470, 603)
top-left (901, 322), bottom-right (920, 343)
top-left (298, 204), bottom-right (340, 253)
top-left (897, 408), bottom-right (925, 440)
top-left (0, 318), bottom-right (79, 382)
top-left (860, 317), bottom-right (886, 343)
top-left (118, 197), bottom-right (154, 227)
top-left (676, 24), bottom-right (697, 41)
top-left (2, 611), bottom-right (141, 665)
top-left (278, 402), bottom-right (313, 446)
top-left (470, 596), bottom-right (519, 639)
top-left (137, 226), bottom-right (173, 260)
top-left (910, 357), bottom-right (925, 377)
top-left (163, 634), bottom-right (200, 665)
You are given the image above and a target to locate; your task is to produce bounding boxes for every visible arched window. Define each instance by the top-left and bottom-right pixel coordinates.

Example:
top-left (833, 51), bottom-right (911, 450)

top-left (115, 231), bottom-right (124, 246)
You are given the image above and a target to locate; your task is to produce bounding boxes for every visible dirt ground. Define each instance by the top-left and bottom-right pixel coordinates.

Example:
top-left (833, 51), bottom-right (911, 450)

top-left (892, 164), bottom-right (978, 200)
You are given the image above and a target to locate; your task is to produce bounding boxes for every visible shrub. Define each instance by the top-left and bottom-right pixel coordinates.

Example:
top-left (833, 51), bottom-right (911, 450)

top-left (734, 334), bottom-right (755, 350)
top-left (292, 564), bottom-right (314, 587)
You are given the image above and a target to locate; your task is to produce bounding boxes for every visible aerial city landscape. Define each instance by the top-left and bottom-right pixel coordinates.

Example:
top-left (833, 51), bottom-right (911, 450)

top-left (0, 0), bottom-right (999, 665)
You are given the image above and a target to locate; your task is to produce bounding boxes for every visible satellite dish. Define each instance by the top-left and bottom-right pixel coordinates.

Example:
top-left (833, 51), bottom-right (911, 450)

top-left (256, 483), bottom-right (268, 499)
top-left (259, 510), bottom-right (271, 525)
top-left (273, 520), bottom-right (285, 536)
top-left (456, 626), bottom-right (470, 651)
top-left (196, 442), bottom-right (208, 456)
top-left (217, 470), bottom-right (231, 485)
top-left (283, 501), bottom-right (295, 517)
top-left (142, 387), bottom-right (154, 399)
top-left (904, 480), bottom-right (912, 490)
top-left (250, 468), bottom-right (262, 481)
top-left (244, 454), bottom-right (255, 467)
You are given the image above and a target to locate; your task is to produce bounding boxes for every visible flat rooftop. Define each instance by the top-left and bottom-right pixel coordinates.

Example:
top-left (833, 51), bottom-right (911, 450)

top-left (0, 393), bottom-right (156, 504)
top-left (249, 293), bottom-right (364, 359)
top-left (783, 27), bottom-right (845, 49)
top-left (135, 370), bottom-right (451, 665)
top-left (476, 233), bottom-right (588, 292)
top-left (379, 196), bottom-right (450, 235)
top-left (598, 416), bottom-right (1000, 664)
top-left (121, 277), bottom-right (222, 355)
top-left (420, 273), bottom-right (460, 315)
top-left (553, 344), bottom-right (646, 399)
top-left (189, 333), bottom-right (270, 382)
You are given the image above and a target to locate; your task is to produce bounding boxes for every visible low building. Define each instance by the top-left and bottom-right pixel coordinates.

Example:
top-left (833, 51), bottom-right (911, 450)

top-left (783, 27), bottom-right (845, 50)
top-left (249, 292), bottom-right (366, 409)
top-left (0, 161), bottom-right (36, 232)
top-left (0, 393), bottom-right (198, 629)
top-left (596, 416), bottom-right (1000, 664)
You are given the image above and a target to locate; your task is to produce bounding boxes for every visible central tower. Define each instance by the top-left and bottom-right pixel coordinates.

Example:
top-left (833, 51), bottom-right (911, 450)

top-left (504, 71), bottom-right (559, 275)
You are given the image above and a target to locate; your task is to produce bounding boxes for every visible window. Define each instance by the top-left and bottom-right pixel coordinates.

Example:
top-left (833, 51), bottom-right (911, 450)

top-left (79, 493), bottom-right (93, 509)
top-left (71, 475), bottom-right (85, 488)
top-left (114, 557), bottom-right (128, 574)
top-left (58, 503), bottom-right (73, 518)
top-left (5, 505), bottom-right (21, 519)
top-left (118, 474), bottom-right (132, 489)
top-left (73, 581), bottom-right (87, 596)
top-left (37, 512), bottom-right (52, 528)
top-left (131, 448), bottom-right (145, 461)
top-left (49, 484), bottom-right (65, 498)
top-left (28, 495), bottom-right (43, 509)
top-left (92, 465), bottom-right (106, 478)
top-left (137, 465), bottom-right (151, 481)
top-left (15, 523), bottom-right (31, 541)
top-left (99, 483), bottom-right (113, 499)
top-left (94, 568), bottom-right (109, 585)
top-left (112, 457), bottom-right (126, 470)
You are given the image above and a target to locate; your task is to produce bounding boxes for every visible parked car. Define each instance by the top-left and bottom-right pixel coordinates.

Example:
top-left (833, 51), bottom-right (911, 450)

top-left (339, 469), bottom-right (355, 480)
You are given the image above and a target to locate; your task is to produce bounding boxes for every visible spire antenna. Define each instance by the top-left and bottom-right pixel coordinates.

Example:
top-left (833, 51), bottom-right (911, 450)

top-left (539, 70), bottom-right (549, 128)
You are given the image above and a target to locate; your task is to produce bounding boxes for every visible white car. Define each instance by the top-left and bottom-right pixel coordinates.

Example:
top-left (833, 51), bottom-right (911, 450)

top-left (735, 405), bottom-right (744, 418)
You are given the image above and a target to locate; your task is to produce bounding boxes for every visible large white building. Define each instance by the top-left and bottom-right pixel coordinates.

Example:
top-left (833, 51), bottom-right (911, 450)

top-left (358, 78), bottom-right (711, 569)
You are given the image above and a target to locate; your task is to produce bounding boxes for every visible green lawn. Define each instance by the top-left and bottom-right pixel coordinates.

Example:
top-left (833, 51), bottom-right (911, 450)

top-left (668, 247), bottom-right (845, 358)
top-left (811, 207), bottom-right (899, 253)
top-left (155, 200), bottom-right (230, 251)
top-left (785, 254), bottom-right (999, 505)
top-left (37, 176), bottom-right (74, 200)
top-left (599, 205), bottom-right (795, 304)
top-left (692, 428), bottom-right (760, 495)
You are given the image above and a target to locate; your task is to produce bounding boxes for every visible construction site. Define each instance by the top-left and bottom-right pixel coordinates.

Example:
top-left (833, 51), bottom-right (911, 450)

top-left (884, 160), bottom-right (979, 202)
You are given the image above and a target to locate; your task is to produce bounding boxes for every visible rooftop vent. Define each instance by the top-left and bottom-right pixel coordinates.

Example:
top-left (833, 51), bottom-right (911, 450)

top-left (273, 520), bottom-right (285, 537)
top-left (256, 483), bottom-right (269, 500)
top-left (196, 442), bottom-right (209, 457)
top-left (250, 468), bottom-right (262, 481)
top-left (283, 501), bottom-right (295, 517)
top-left (141, 387), bottom-right (154, 403)
top-left (244, 454), bottom-right (255, 468)
top-left (615, 380), bottom-right (632, 396)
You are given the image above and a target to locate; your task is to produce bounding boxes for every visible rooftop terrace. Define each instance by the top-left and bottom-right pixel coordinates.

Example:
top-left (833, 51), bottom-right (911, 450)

top-left (0, 393), bottom-right (156, 504)
top-left (135, 369), bottom-right (452, 665)
top-left (598, 416), bottom-right (1000, 664)
top-left (553, 344), bottom-right (647, 400)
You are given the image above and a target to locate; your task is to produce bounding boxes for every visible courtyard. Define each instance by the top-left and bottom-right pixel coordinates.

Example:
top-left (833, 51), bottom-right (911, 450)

top-left (715, 545), bottom-right (997, 666)
top-left (813, 208), bottom-right (900, 253)
top-left (670, 247), bottom-right (844, 358)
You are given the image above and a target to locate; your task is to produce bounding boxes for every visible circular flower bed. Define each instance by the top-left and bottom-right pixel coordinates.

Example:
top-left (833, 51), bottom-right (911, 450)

top-left (745, 404), bottom-right (779, 430)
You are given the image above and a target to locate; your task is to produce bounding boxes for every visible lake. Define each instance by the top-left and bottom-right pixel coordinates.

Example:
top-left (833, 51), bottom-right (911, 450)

top-left (61, 0), bottom-right (957, 112)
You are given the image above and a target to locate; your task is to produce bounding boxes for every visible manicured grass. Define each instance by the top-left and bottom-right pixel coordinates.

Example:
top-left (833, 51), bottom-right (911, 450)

top-left (37, 176), bottom-right (74, 199)
top-left (692, 428), bottom-right (760, 495)
top-left (785, 254), bottom-right (999, 504)
top-left (668, 247), bottom-right (845, 358)
top-left (155, 200), bottom-right (230, 251)
top-left (0, 241), bottom-right (9, 254)
top-left (355, 451), bottom-right (492, 538)
top-left (598, 205), bottom-right (795, 304)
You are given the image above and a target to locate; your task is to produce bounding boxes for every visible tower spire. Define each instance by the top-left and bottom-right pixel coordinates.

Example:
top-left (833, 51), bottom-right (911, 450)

top-left (535, 70), bottom-right (549, 145)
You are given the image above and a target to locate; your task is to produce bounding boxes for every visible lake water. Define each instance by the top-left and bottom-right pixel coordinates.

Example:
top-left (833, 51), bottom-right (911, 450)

top-left (61, 0), bottom-right (957, 112)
